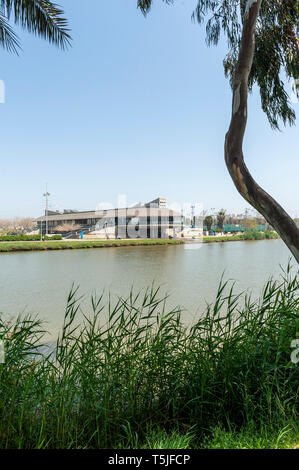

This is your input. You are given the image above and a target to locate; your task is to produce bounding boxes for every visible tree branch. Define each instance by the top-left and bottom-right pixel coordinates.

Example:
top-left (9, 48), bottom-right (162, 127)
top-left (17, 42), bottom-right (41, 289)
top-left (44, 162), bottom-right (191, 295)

top-left (225, 0), bottom-right (299, 263)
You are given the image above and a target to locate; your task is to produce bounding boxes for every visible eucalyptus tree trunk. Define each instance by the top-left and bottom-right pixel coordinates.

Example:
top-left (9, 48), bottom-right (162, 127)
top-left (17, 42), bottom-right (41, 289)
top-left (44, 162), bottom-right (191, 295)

top-left (225, 0), bottom-right (299, 263)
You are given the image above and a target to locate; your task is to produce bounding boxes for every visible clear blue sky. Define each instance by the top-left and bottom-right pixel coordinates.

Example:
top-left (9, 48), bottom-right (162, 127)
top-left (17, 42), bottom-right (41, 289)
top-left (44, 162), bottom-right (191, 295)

top-left (0, 0), bottom-right (298, 218)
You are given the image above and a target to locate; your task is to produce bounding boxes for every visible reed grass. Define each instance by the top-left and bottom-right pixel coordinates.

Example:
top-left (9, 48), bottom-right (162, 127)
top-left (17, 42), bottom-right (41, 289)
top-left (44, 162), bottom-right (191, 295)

top-left (0, 264), bottom-right (298, 449)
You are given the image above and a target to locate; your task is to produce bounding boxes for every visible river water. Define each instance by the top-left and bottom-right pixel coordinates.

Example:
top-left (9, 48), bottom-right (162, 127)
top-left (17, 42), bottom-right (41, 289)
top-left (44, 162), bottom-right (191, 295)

top-left (0, 239), bottom-right (295, 339)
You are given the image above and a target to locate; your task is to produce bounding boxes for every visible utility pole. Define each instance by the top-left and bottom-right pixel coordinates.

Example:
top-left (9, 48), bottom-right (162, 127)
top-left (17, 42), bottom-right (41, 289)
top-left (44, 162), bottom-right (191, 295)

top-left (181, 207), bottom-right (184, 233)
top-left (43, 185), bottom-right (50, 236)
top-left (210, 208), bottom-right (215, 233)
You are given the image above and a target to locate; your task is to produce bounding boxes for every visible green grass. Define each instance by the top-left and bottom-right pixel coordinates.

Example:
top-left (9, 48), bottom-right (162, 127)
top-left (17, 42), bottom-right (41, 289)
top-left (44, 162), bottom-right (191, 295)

top-left (202, 423), bottom-right (299, 449)
top-left (117, 424), bottom-right (299, 449)
top-left (0, 238), bottom-right (183, 252)
top-left (0, 265), bottom-right (298, 449)
top-left (0, 235), bottom-right (62, 242)
top-left (203, 235), bottom-right (245, 243)
top-left (203, 230), bottom-right (279, 243)
top-left (0, 231), bottom-right (279, 253)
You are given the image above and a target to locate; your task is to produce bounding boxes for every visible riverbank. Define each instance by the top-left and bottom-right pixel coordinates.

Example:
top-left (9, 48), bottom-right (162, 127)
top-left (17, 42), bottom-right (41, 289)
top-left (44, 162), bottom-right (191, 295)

top-left (0, 232), bottom-right (279, 252)
top-left (0, 267), bottom-right (298, 449)
top-left (0, 238), bottom-right (183, 252)
top-left (203, 230), bottom-right (279, 243)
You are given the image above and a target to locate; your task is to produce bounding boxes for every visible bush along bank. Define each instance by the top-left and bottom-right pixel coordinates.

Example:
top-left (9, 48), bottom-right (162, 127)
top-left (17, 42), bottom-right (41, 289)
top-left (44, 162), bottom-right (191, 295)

top-left (0, 234), bottom-right (62, 242)
top-left (203, 230), bottom-right (279, 243)
top-left (242, 229), bottom-right (279, 240)
top-left (0, 265), bottom-right (298, 449)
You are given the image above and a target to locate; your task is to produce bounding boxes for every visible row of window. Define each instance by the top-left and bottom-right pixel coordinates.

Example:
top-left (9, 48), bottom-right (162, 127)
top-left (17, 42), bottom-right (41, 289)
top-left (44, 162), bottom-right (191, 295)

top-left (43, 216), bottom-right (182, 227)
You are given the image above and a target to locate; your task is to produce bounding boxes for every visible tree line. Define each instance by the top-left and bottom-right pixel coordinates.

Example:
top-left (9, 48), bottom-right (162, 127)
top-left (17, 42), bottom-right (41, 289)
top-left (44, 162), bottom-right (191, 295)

top-left (203, 209), bottom-right (274, 233)
top-left (0, 217), bottom-right (36, 232)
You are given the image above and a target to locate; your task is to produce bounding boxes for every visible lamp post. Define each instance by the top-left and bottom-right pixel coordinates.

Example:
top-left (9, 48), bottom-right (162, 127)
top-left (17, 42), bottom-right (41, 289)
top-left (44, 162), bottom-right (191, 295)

top-left (181, 207), bottom-right (184, 233)
top-left (191, 205), bottom-right (195, 228)
top-left (210, 208), bottom-right (215, 236)
top-left (43, 185), bottom-right (50, 236)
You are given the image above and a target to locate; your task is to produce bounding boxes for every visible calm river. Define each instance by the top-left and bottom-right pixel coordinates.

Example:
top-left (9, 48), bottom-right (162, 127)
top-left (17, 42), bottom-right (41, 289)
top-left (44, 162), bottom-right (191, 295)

top-left (0, 239), bottom-right (295, 339)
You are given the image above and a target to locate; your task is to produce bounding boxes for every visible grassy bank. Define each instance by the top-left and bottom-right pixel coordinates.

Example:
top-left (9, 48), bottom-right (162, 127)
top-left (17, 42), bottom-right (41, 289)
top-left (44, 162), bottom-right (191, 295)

top-left (0, 238), bottom-right (183, 252)
top-left (0, 233), bottom-right (279, 253)
top-left (0, 265), bottom-right (298, 449)
top-left (203, 230), bottom-right (279, 243)
top-left (203, 235), bottom-right (246, 243)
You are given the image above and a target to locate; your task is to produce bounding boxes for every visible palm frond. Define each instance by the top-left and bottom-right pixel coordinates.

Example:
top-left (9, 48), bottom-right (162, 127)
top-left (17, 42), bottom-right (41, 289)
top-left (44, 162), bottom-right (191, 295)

top-left (0, 0), bottom-right (71, 50)
top-left (0, 12), bottom-right (20, 53)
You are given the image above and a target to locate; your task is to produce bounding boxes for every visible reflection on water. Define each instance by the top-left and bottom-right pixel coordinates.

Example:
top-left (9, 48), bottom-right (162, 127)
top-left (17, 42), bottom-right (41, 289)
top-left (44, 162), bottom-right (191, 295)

top-left (0, 239), bottom-right (294, 339)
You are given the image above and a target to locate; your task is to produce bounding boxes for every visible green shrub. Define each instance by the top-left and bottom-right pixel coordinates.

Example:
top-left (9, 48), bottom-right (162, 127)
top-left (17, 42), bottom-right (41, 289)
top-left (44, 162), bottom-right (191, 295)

top-left (264, 230), bottom-right (279, 240)
top-left (202, 423), bottom-right (299, 449)
top-left (241, 230), bottom-right (279, 241)
top-left (0, 234), bottom-right (62, 242)
top-left (44, 235), bottom-right (63, 240)
top-left (242, 229), bottom-right (264, 240)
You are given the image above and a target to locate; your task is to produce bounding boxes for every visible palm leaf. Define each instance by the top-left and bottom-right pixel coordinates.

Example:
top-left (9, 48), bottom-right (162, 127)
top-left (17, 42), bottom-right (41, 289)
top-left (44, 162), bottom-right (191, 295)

top-left (0, 0), bottom-right (71, 50)
top-left (0, 11), bottom-right (20, 52)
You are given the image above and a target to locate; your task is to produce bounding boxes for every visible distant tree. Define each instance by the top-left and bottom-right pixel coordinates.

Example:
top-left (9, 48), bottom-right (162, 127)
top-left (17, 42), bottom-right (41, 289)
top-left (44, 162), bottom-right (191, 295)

top-left (11, 217), bottom-right (20, 231)
top-left (136, 0), bottom-right (299, 262)
top-left (204, 215), bottom-right (214, 233)
top-left (0, 217), bottom-right (20, 231)
top-left (0, 0), bottom-right (71, 52)
top-left (255, 215), bottom-right (266, 225)
top-left (242, 218), bottom-right (257, 231)
top-left (0, 217), bottom-right (34, 232)
top-left (216, 210), bottom-right (226, 231)
top-left (226, 215), bottom-right (239, 225)
top-left (0, 219), bottom-right (11, 231)
top-left (18, 218), bottom-right (35, 232)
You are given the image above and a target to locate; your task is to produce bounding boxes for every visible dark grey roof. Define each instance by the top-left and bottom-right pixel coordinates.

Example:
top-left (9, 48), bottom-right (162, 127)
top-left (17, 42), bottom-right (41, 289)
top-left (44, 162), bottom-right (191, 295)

top-left (36, 207), bottom-right (181, 222)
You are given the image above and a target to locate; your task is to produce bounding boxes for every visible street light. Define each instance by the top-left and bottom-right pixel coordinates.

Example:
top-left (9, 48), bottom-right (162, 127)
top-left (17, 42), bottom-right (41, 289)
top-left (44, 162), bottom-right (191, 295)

top-left (43, 185), bottom-right (50, 236)
top-left (210, 208), bottom-right (215, 235)
top-left (191, 205), bottom-right (195, 228)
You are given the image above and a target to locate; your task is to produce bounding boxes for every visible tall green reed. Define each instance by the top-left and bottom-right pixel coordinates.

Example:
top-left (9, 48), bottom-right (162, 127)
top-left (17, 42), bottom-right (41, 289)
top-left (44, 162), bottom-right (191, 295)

top-left (0, 264), bottom-right (298, 448)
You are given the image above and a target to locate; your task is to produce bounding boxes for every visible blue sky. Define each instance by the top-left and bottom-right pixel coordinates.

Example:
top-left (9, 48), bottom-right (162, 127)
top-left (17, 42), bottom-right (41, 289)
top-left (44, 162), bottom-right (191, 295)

top-left (0, 0), bottom-right (298, 218)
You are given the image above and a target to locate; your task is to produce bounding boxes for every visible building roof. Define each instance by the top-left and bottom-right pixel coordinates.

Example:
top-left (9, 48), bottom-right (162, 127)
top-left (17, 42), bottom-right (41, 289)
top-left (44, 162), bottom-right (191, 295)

top-left (36, 206), bottom-right (180, 222)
